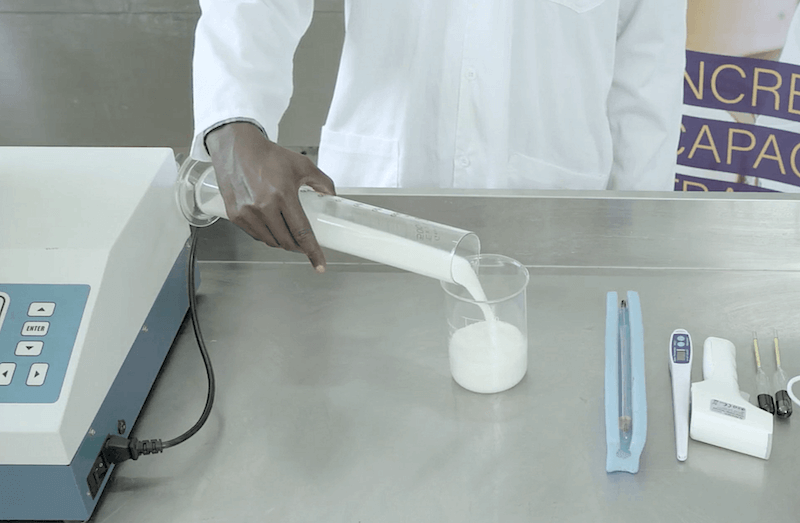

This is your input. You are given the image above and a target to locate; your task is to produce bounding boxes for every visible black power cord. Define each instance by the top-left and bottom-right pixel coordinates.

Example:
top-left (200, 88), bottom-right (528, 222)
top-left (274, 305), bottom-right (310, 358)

top-left (103, 226), bottom-right (216, 464)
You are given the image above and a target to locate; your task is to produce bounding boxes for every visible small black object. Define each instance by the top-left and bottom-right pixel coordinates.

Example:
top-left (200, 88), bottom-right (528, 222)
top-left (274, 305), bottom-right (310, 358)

top-left (758, 393), bottom-right (776, 415)
top-left (86, 451), bottom-right (109, 499)
top-left (775, 390), bottom-right (793, 419)
top-left (101, 435), bottom-right (134, 464)
top-left (102, 435), bottom-right (164, 464)
top-left (117, 419), bottom-right (126, 435)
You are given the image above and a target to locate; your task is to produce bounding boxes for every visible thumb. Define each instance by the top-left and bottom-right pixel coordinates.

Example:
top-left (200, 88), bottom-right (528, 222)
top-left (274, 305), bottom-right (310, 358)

top-left (303, 167), bottom-right (336, 196)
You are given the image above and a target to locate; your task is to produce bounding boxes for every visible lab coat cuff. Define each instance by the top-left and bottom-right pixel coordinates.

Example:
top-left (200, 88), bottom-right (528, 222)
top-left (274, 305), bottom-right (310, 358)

top-left (190, 117), bottom-right (271, 162)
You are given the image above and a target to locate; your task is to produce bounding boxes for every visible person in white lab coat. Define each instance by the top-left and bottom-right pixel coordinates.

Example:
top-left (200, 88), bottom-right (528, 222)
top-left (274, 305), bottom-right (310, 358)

top-left (190, 0), bottom-right (687, 271)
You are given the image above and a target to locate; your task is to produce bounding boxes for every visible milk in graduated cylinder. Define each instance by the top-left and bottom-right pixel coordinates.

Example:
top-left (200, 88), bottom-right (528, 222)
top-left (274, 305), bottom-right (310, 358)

top-left (308, 213), bottom-right (462, 282)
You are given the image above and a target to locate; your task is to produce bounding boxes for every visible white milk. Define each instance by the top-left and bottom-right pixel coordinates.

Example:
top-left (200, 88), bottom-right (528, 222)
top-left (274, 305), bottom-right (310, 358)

top-left (309, 213), bottom-right (464, 282)
top-left (449, 320), bottom-right (528, 394)
top-left (449, 254), bottom-right (527, 393)
top-left (450, 256), bottom-right (495, 322)
top-left (308, 211), bottom-right (526, 394)
top-left (311, 213), bottom-right (496, 319)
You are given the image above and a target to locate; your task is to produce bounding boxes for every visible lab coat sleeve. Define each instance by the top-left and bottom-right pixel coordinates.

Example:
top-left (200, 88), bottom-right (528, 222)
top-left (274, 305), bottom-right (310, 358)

top-left (605, 0), bottom-right (687, 190)
top-left (190, 0), bottom-right (314, 162)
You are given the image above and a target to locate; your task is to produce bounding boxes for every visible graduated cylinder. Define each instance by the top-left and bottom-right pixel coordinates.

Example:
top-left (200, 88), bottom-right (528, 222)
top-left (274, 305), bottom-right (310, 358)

top-left (175, 158), bottom-right (480, 284)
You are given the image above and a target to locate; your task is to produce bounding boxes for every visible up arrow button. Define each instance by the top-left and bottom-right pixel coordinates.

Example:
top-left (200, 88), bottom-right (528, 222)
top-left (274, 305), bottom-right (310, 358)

top-left (28, 303), bottom-right (56, 317)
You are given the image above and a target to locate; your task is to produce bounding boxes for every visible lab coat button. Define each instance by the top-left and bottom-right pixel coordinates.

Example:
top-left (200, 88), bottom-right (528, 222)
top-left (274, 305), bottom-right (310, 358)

top-left (465, 68), bottom-right (476, 80)
top-left (0, 363), bottom-right (15, 386)
top-left (27, 363), bottom-right (48, 386)
top-left (458, 157), bottom-right (471, 167)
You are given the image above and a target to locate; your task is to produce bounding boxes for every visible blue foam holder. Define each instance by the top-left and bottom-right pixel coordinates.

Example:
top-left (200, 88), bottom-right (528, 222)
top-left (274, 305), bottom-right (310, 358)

top-left (605, 291), bottom-right (647, 473)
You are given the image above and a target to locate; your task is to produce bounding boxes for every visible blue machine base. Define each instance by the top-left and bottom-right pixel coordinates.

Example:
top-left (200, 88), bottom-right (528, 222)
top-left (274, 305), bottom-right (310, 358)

top-left (0, 241), bottom-right (193, 521)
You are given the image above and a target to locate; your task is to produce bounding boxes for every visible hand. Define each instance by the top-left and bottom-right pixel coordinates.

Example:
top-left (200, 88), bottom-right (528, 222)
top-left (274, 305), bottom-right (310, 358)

top-left (205, 122), bottom-right (336, 272)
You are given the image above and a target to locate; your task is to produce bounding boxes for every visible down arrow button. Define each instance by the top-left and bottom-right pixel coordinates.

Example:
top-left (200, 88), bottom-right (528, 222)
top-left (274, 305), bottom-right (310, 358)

top-left (15, 341), bottom-right (43, 356)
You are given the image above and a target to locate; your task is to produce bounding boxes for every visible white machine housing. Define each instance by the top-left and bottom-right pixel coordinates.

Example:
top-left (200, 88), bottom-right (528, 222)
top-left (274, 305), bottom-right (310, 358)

top-left (0, 147), bottom-right (189, 465)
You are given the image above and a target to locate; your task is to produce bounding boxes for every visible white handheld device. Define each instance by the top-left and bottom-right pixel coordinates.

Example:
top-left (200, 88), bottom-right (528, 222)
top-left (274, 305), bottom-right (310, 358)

top-left (669, 329), bottom-right (693, 461)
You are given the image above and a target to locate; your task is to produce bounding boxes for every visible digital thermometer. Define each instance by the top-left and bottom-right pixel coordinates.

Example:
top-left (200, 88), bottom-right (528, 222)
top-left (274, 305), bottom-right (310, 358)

top-left (669, 329), bottom-right (693, 461)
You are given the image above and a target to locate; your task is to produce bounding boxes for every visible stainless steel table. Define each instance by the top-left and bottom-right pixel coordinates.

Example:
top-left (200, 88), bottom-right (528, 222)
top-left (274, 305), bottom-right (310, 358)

top-left (89, 191), bottom-right (800, 522)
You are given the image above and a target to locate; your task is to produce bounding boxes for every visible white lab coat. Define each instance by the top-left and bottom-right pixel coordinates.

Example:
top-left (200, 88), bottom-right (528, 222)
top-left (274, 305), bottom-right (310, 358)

top-left (191, 0), bottom-right (686, 190)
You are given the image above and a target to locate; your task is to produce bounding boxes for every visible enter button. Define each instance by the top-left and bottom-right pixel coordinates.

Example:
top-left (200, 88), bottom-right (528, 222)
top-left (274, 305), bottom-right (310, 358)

top-left (21, 322), bottom-right (50, 336)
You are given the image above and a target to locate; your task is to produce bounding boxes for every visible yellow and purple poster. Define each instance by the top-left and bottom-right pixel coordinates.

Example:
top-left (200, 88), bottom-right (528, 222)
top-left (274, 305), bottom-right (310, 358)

top-left (677, 0), bottom-right (800, 192)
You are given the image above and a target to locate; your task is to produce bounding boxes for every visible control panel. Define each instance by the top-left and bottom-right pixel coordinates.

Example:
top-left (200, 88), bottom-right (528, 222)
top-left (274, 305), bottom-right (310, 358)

top-left (0, 284), bottom-right (90, 404)
top-left (671, 331), bottom-right (691, 364)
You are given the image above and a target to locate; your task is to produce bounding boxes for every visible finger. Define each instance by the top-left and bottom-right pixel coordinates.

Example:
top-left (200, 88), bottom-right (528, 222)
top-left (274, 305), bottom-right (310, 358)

top-left (260, 206), bottom-right (305, 254)
top-left (281, 198), bottom-right (327, 272)
top-left (231, 216), bottom-right (268, 244)
top-left (281, 214), bottom-right (309, 254)
top-left (302, 165), bottom-right (336, 196)
top-left (238, 213), bottom-right (280, 249)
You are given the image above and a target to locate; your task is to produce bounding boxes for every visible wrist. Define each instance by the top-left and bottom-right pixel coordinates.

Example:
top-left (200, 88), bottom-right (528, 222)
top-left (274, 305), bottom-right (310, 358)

top-left (205, 121), bottom-right (270, 158)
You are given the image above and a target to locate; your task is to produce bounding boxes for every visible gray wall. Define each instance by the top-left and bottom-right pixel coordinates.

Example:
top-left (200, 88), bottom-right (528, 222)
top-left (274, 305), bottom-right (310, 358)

top-left (0, 0), bottom-right (344, 157)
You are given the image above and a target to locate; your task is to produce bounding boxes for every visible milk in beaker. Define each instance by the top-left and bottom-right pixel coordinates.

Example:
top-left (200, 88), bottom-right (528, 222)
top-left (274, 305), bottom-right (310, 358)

top-left (446, 256), bottom-right (528, 394)
top-left (448, 320), bottom-right (528, 393)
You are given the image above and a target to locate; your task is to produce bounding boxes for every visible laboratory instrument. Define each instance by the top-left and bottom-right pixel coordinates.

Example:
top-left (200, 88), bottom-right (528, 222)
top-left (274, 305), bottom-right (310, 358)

top-left (690, 337), bottom-right (773, 460)
top-left (0, 147), bottom-right (191, 521)
top-left (176, 158), bottom-right (480, 284)
top-left (753, 332), bottom-right (775, 415)
top-left (604, 291), bottom-right (647, 473)
top-left (440, 254), bottom-right (529, 394)
top-left (618, 301), bottom-right (632, 455)
top-left (771, 330), bottom-right (792, 419)
top-left (668, 329), bottom-right (692, 462)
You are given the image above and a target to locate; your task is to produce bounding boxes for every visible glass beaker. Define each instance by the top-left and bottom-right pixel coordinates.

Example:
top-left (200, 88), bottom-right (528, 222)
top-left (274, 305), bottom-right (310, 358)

top-left (441, 254), bottom-right (529, 394)
top-left (175, 158), bottom-right (480, 284)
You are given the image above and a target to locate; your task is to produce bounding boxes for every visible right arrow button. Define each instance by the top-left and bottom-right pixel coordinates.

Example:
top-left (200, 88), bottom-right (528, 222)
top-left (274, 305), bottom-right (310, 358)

top-left (26, 363), bottom-right (48, 387)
